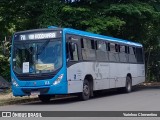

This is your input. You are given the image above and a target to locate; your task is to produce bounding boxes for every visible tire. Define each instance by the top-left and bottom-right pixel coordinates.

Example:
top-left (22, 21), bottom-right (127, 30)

top-left (79, 79), bottom-right (90, 100)
top-left (125, 76), bottom-right (132, 93)
top-left (38, 95), bottom-right (51, 103)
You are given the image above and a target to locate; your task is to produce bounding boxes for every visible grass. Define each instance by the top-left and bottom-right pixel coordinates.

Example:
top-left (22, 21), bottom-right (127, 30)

top-left (0, 88), bottom-right (39, 106)
top-left (0, 97), bottom-right (39, 106)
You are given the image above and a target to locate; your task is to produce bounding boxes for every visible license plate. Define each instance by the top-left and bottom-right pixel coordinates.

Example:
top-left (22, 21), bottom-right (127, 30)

top-left (31, 91), bottom-right (40, 96)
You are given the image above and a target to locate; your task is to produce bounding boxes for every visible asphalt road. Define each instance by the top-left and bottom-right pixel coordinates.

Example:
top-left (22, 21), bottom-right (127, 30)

top-left (0, 86), bottom-right (160, 120)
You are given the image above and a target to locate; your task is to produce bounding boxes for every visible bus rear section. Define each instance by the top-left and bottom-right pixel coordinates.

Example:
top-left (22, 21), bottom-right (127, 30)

top-left (11, 29), bottom-right (68, 102)
top-left (65, 29), bottom-right (145, 100)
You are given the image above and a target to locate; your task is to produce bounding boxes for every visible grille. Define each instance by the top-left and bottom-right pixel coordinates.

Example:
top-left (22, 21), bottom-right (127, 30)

top-left (21, 88), bottom-right (50, 94)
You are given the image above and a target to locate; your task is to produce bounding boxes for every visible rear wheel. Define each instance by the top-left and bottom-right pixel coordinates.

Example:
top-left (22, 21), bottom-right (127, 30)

top-left (38, 95), bottom-right (51, 103)
top-left (125, 76), bottom-right (132, 93)
top-left (79, 79), bottom-right (90, 100)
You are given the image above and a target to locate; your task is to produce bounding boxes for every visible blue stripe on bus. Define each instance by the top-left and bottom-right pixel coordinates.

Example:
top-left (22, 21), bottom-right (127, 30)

top-left (63, 28), bottom-right (142, 47)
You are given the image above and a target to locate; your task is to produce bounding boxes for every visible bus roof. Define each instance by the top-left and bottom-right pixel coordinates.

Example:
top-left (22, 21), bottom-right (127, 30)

top-left (63, 28), bottom-right (143, 47)
top-left (14, 27), bottom-right (143, 47)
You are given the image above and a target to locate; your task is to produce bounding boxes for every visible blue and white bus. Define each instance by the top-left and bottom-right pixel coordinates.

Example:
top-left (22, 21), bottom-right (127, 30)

top-left (11, 26), bottom-right (145, 102)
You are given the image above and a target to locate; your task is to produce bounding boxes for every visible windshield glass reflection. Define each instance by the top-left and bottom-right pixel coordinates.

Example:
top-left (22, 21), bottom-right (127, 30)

top-left (13, 39), bottom-right (62, 74)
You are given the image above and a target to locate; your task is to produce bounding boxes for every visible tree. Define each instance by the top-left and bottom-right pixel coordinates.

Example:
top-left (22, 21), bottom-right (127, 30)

top-left (0, 0), bottom-right (160, 81)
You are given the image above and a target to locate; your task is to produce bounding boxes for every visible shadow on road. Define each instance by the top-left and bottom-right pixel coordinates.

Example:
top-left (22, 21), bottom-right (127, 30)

top-left (22, 85), bottom-right (160, 105)
top-left (133, 85), bottom-right (160, 91)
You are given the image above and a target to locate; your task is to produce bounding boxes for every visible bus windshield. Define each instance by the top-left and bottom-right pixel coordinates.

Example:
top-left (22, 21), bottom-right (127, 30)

top-left (13, 39), bottom-right (62, 74)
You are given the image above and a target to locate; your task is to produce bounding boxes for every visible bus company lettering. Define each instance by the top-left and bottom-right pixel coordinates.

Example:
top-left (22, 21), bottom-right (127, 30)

top-left (12, 112), bottom-right (42, 117)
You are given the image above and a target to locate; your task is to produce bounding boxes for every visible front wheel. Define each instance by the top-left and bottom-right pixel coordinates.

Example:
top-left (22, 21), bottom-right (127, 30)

top-left (38, 95), bottom-right (51, 103)
top-left (78, 79), bottom-right (90, 100)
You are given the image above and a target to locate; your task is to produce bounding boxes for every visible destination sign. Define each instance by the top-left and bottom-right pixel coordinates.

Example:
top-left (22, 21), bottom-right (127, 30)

top-left (14, 30), bottom-right (62, 41)
top-left (19, 32), bottom-right (56, 40)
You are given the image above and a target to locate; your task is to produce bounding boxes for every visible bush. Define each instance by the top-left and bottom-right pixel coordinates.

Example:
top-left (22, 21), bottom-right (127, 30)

top-left (0, 55), bottom-right (10, 82)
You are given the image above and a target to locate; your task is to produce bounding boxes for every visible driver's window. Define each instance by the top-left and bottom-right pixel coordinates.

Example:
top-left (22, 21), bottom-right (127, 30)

top-left (69, 42), bottom-right (79, 61)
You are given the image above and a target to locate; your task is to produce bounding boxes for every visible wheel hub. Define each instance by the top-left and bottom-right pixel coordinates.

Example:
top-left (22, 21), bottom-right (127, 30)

top-left (83, 84), bottom-right (89, 96)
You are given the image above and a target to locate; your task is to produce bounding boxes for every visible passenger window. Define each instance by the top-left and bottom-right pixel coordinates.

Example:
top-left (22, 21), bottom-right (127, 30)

top-left (136, 48), bottom-right (143, 63)
top-left (108, 43), bottom-right (110, 51)
top-left (91, 40), bottom-right (95, 49)
top-left (96, 40), bottom-right (108, 61)
top-left (108, 43), bottom-right (119, 62)
top-left (110, 43), bottom-right (115, 52)
top-left (98, 41), bottom-right (106, 52)
top-left (129, 47), bottom-right (136, 55)
top-left (129, 47), bottom-right (137, 63)
top-left (120, 45), bottom-right (125, 53)
top-left (125, 46), bottom-right (128, 53)
top-left (81, 38), bottom-right (96, 60)
top-left (66, 42), bottom-right (69, 61)
top-left (81, 38), bottom-right (84, 48)
top-left (115, 44), bottom-right (120, 52)
top-left (82, 38), bottom-right (93, 49)
top-left (119, 45), bottom-right (128, 62)
top-left (69, 42), bottom-right (78, 61)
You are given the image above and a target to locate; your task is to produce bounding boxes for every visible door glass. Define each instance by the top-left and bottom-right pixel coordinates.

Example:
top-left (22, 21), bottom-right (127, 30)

top-left (69, 43), bottom-right (78, 61)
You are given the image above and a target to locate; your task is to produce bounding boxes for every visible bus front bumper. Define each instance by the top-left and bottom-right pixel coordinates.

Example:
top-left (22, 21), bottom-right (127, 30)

top-left (12, 83), bottom-right (68, 96)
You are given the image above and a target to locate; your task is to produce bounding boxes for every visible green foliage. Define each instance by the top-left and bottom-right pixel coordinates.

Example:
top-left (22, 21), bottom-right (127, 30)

top-left (82, 17), bottom-right (126, 35)
top-left (0, 54), bottom-right (10, 81)
top-left (0, 40), bottom-right (11, 81)
top-left (38, 0), bottom-right (64, 27)
top-left (0, 0), bottom-right (160, 81)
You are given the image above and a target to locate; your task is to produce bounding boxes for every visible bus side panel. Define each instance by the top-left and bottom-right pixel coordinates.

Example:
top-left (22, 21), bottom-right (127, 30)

top-left (129, 64), bottom-right (145, 85)
top-left (115, 63), bottom-right (130, 88)
top-left (93, 62), bottom-right (110, 90)
top-left (129, 63), bottom-right (138, 85)
top-left (67, 62), bottom-right (145, 94)
top-left (67, 62), bottom-right (111, 93)
top-left (109, 63), bottom-right (116, 88)
top-left (135, 64), bottom-right (145, 85)
top-left (67, 63), bottom-right (84, 93)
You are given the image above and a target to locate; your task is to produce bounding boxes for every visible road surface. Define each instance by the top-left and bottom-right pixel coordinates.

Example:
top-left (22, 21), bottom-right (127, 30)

top-left (0, 86), bottom-right (160, 120)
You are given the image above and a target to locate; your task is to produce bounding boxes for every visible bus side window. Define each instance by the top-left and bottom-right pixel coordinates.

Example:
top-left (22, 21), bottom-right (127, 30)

top-left (66, 42), bottom-right (69, 61)
top-left (115, 44), bottom-right (120, 52)
top-left (108, 43), bottom-right (110, 51)
top-left (128, 46), bottom-right (130, 54)
top-left (81, 38), bottom-right (96, 60)
top-left (119, 45), bottom-right (127, 62)
top-left (69, 42), bottom-right (79, 61)
top-left (110, 43), bottom-right (115, 52)
top-left (96, 40), bottom-right (108, 61)
top-left (95, 41), bottom-right (98, 50)
top-left (91, 40), bottom-right (95, 49)
top-left (81, 38), bottom-right (84, 48)
top-left (125, 46), bottom-right (128, 53)
top-left (136, 48), bottom-right (143, 63)
top-left (129, 47), bottom-right (137, 63)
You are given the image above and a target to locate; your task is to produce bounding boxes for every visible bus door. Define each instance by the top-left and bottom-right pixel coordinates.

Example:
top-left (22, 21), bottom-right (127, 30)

top-left (66, 35), bottom-right (84, 93)
top-left (66, 34), bottom-right (81, 81)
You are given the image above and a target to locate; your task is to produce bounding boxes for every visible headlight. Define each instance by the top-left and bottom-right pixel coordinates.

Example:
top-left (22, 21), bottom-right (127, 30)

top-left (12, 78), bottom-right (19, 87)
top-left (53, 74), bottom-right (64, 85)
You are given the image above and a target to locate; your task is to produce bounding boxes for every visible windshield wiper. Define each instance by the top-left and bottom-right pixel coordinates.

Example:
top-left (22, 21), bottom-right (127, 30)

top-left (36, 40), bottom-right (50, 55)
